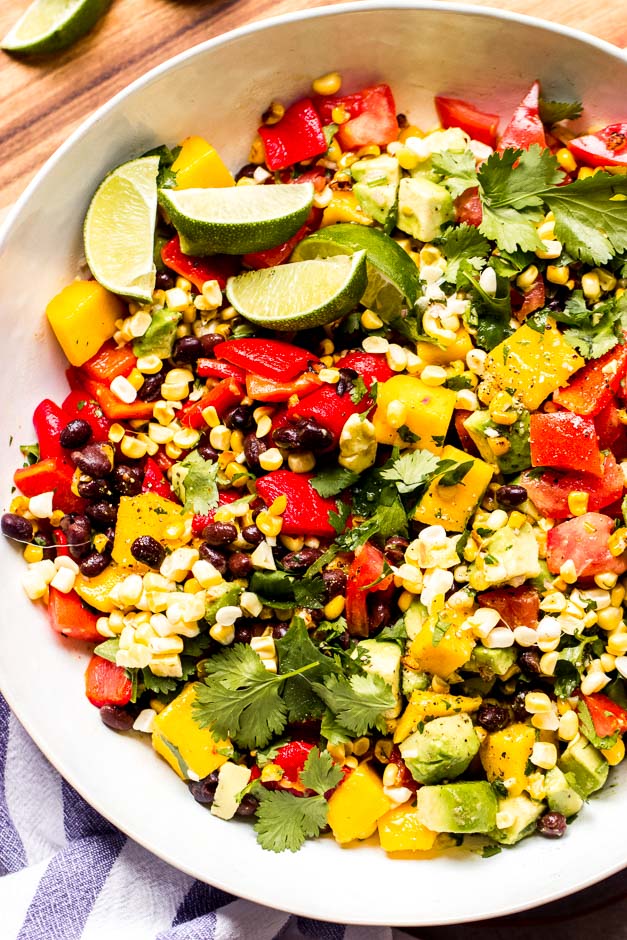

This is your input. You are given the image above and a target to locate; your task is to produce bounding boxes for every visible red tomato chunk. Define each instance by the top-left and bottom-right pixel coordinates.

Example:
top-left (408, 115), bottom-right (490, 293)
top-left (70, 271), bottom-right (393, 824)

top-left (546, 512), bottom-right (627, 578)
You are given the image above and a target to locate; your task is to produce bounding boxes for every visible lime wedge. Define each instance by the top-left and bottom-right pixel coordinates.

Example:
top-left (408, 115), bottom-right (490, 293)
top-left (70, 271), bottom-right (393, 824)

top-left (291, 224), bottom-right (420, 320)
top-left (84, 155), bottom-right (159, 304)
top-left (226, 251), bottom-right (368, 331)
top-left (158, 182), bottom-right (314, 256)
top-left (1, 0), bottom-right (110, 54)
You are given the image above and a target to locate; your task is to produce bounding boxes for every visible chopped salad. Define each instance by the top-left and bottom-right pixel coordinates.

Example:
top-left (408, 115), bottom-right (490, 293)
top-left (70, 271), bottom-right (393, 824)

top-left (4, 72), bottom-right (627, 854)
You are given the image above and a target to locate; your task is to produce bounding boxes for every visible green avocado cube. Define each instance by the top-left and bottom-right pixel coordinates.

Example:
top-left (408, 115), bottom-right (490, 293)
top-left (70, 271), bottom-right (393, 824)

top-left (351, 154), bottom-right (400, 233)
top-left (490, 794), bottom-right (544, 845)
top-left (544, 766), bottom-right (584, 817)
top-left (558, 736), bottom-right (609, 799)
top-left (396, 177), bottom-right (453, 242)
top-left (132, 308), bottom-right (182, 358)
top-left (416, 781), bottom-right (497, 834)
top-left (400, 713), bottom-right (480, 785)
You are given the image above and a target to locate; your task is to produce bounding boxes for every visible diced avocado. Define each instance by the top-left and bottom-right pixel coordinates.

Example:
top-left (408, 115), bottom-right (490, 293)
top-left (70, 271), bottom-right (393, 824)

top-left (410, 128), bottom-right (470, 179)
top-left (396, 177), bottom-right (453, 242)
top-left (357, 639), bottom-right (402, 718)
top-left (351, 154), bottom-right (400, 233)
top-left (400, 713), bottom-right (480, 785)
top-left (416, 781), bottom-right (497, 833)
top-left (132, 308), bottom-right (182, 358)
top-left (469, 645), bottom-right (517, 679)
top-left (462, 410), bottom-right (531, 475)
top-left (461, 675), bottom-right (495, 697)
top-left (210, 761), bottom-right (252, 820)
top-left (558, 736), bottom-right (609, 799)
top-left (205, 583), bottom-right (242, 625)
top-left (528, 559), bottom-right (553, 594)
top-left (468, 522), bottom-right (541, 589)
top-left (544, 766), bottom-right (584, 817)
top-left (402, 666), bottom-right (429, 696)
top-left (404, 599), bottom-right (428, 641)
top-left (491, 794), bottom-right (544, 845)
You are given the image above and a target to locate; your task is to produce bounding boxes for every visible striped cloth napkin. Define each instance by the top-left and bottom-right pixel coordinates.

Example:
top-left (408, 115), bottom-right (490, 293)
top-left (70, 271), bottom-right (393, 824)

top-left (0, 694), bottom-right (414, 940)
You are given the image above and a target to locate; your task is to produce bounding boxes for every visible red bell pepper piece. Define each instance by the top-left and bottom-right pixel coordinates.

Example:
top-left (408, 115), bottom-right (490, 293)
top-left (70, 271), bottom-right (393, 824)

top-left (161, 235), bottom-right (238, 291)
top-left (521, 453), bottom-right (624, 520)
top-left (434, 96), bottom-right (499, 148)
top-left (334, 351), bottom-right (395, 389)
top-left (498, 81), bottom-right (546, 151)
top-left (48, 588), bottom-right (101, 642)
top-left (274, 741), bottom-right (315, 783)
top-left (454, 187), bottom-right (483, 227)
top-left (33, 399), bottom-right (66, 460)
top-left (346, 541), bottom-right (393, 637)
top-left (214, 338), bottom-right (318, 382)
top-left (14, 458), bottom-right (84, 514)
top-left (259, 98), bottom-right (327, 171)
top-left (568, 123), bottom-right (627, 168)
top-left (530, 412), bottom-right (603, 477)
top-left (255, 471), bottom-right (338, 537)
top-left (196, 359), bottom-right (246, 382)
top-left (62, 390), bottom-right (111, 441)
top-left (243, 223), bottom-right (310, 270)
top-left (82, 379), bottom-right (155, 422)
top-left (287, 384), bottom-right (363, 446)
top-left (581, 693), bottom-right (627, 738)
top-left (553, 342), bottom-right (627, 417)
top-left (192, 489), bottom-right (241, 535)
top-left (594, 400), bottom-right (624, 453)
top-left (142, 456), bottom-right (175, 500)
top-left (178, 378), bottom-right (242, 429)
top-left (245, 371), bottom-right (321, 403)
top-left (85, 654), bottom-right (133, 708)
top-left (477, 585), bottom-right (540, 629)
top-left (315, 84), bottom-right (398, 150)
top-left (54, 529), bottom-right (70, 557)
top-left (82, 342), bottom-right (136, 382)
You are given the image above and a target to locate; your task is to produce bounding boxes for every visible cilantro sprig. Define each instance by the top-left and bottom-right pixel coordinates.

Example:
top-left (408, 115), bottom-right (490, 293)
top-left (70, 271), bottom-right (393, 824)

top-left (170, 449), bottom-right (219, 515)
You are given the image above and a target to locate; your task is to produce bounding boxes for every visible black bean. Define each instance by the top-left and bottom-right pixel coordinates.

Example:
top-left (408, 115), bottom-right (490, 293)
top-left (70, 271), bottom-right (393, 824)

top-left (60, 419), bottom-right (92, 449)
top-left (477, 703), bottom-right (510, 732)
top-left (273, 417), bottom-right (333, 452)
top-left (86, 501), bottom-right (118, 528)
top-left (66, 515), bottom-right (92, 560)
top-left (511, 689), bottom-right (530, 721)
top-left (74, 443), bottom-right (114, 478)
top-left (224, 405), bottom-right (254, 432)
top-left (138, 373), bottom-right (164, 402)
top-left (197, 439), bottom-right (219, 463)
top-left (100, 705), bottom-right (135, 732)
top-left (131, 535), bottom-right (166, 569)
top-left (33, 531), bottom-right (56, 561)
top-left (323, 569), bottom-right (347, 599)
top-left (228, 552), bottom-right (253, 578)
top-left (202, 522), bottom-right (238, 546)
top-left (79, 552), bottom-right (110, 578)
top-left (370, 600), bottom-right (391, 631)
top-left (198, 543), bottom-right (227, 573)
top-left (282, 547), bottom-right (323, 572)
top-left (241, 524), bottom-right (263, 546)
top-left (384, 535), bottom-right (409, 567)
top-left (188, 771), bottom-right (220, 804)
top-left (235, 794), bottom-right (259, 816)
top-left (1, 513), bottom-right (33, 543)
top-left (77, 477), bottom-right (116, 499)
top-left (496, 484), bottom-right (528, 507)
top-left (244, 433), bottom-right (268, 472)
top-left (198, 334), bottom-right (224, 357)
top-left (234, 624), bottom-right (253, 644)
top-left (173, 336), bottom-right (203, 362)
top-left (519, 649), bottom-right (542, 676)
top-left (336, 367), bottom-right (359, 398)
top-left (235, 162), bottom-right (258, 181)
top-left (113, 464), bottom-right (144, 496)
top-left (536, 812), bottom-right (567, 839)
top-left (155, 271), bottom-right (174, 291)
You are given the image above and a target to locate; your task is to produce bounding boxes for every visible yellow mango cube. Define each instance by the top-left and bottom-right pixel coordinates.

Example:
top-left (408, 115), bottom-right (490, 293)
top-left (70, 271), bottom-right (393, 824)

top-left (486, 319), bottom-right (584, 411)
top-left (152, 684), bottom-right (232, 780)
top-left (74, 563), bottom-right (133, 613)
top-left (394, 690), bottom-right (482, 743)
top-left (377, 804), bottom-right (438, 852)
top-left (414, 444), bottom-right (494, 532)
top-left (417, 329), bottom-right (473, 366)
top-left (373, 375), bottom-right (456, 451)
top-left (321, 191), bottom-right (373, 227)
top-left (112, 493), bottom-right (187, 568)
top-left (46, 280), bottom-right (124, 367)
top-left (327, 763), bottom-right (391, 844)
top-left (172, 136), bottom-right (234, 189)
top-left (480, 722), bottom-right (536, 797)
top-left (406, 611), bottom-right (475, 679)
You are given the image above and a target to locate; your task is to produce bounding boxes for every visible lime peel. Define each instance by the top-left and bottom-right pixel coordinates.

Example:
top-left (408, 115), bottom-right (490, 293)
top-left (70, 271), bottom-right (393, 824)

top-left (1, 0), bottom-right (111, 54)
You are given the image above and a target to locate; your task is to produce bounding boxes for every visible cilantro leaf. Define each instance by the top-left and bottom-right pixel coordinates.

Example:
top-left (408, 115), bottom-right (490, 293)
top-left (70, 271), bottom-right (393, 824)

top-left (539, 98), bottom-right (583, 125)
top-left (328, 500), bottom-right (351, 535)
top-left (375, 616), bottom-right (408, 645)
top-left (576, 699), bottom-right (619, 750)
top-left (275, 617), bottom-right (339, 722)
top-left (349, 375), bottom-right (369, 404)
top-left (170, 449), bottom-right (219, 515)
top-left (93, 638), bottom-right (119, 663)
top-left (253, 788), bottom-right (329, 853)
top-left (462, 264), bottom-right (513, 351)
top-left (20, 442), bottom-right (40, 466)
top-left (311, 466), bottom-right (359, 498)
top-left (438, 459), bottom-right (474, 487)
top-left (320, 709), bottom-right (353, 745)
top-left (431, 149), bottom-right (479, 199)
top-left (336, 518), bottom-right (380, 552)
top-left (300, 746), bottom-right (343, 795)
top-left (312, 673), bottom-right (396, 735)
top-left (438, 223), bottom-right (490, 287)
top-left (545, 171), bottom-right (627, 264)
top-left (142, 669), bottom-right (180, 696)
top-left (372, 486), bottom-right (408, 540)
top-left (551, 290), bottom-right (589, 325)
top-left (143, 143), bottom-right (181, 190)
top-left (563, 292), bottom-right (627, 359)
top-left (379, 448), bottom-right (441, 494)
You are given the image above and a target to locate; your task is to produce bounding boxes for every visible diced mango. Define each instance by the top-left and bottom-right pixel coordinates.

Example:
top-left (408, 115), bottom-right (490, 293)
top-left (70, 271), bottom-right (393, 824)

top-left (172, 136), bottom-right (234, 189)
top-left (152, 684), bottom-right (232, 780)
top-left (46, 280), bottom-right (124, 367)
top-left (74, 563), bottom-right (133, 613)
top-left (414, 444), bottom-right (494, 532)
top-left (112, 493), bottom-right (187, 568)
top-left (486, 319), bottom-right (584, 411)
top-left (417, 329), bottom-right (473, 366)
top-left (378, 804), bottom-right (438, 852)
top-left (480, 722), bottom-right (536, 797)
top-left (327, 763), bottom-right (392, 844)
top-left (394, 690), bottom-right (482, 743)
top-left (321, 191), bottom-right (373, 227)
top-left (406, 610), bottom-right (475, 679)
top-left (373, 375), bottom-right (456, 451)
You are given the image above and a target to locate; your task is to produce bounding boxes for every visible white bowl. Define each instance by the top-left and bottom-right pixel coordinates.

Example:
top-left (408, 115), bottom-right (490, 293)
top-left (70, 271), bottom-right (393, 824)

top-left (1, 1), bottom-right (626, 926)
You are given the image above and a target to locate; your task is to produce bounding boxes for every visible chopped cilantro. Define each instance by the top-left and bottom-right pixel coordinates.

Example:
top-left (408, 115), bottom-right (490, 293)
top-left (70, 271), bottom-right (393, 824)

top-left (349, 375), bottom-right (369, 404)
top-left (312, 673), bottom-right (396, 735)
top-left (20, 442), bottom-right (40, 466)
top-left (170, 449), bottom-right (219, 515)
top-left (438, 223), bottom-right (490, 287)
top-left (431, 149), bottom-right (479, 200)
top-left (539, 98), bottom-right (583, 124)
top-left (311, 466), bottom-right (359, 498)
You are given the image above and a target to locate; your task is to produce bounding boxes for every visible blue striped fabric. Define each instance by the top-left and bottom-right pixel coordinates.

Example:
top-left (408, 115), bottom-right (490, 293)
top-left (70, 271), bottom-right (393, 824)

top-left (0, 694), bottom-right (406, 940)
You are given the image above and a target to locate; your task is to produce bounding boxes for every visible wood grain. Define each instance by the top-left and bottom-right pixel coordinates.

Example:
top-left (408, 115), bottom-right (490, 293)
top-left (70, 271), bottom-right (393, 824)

top-left (0, 0), bottom-right (625, 211)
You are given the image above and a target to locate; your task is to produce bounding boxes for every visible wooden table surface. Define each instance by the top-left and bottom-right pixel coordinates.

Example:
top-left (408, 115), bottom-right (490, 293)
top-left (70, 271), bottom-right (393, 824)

top-left (0, 0), bottom-right (626, 934)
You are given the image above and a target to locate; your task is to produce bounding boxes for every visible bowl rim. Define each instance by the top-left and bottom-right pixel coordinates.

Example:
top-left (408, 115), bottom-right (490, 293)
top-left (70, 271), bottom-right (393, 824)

top-left (1, 1), bottom-right (627, 926)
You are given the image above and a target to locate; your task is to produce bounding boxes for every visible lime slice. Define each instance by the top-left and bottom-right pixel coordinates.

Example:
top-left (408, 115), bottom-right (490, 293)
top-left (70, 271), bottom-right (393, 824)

top-left (291, 224), bottom-right (420, 320)
top-left (84, 155), bottom-right (159, 304)
top-left (226, 251), bottom-right (368, 331)
top-left (1, 0), bottom-right (110, 54)
top-left (158, 182), bottom-right (314, 256)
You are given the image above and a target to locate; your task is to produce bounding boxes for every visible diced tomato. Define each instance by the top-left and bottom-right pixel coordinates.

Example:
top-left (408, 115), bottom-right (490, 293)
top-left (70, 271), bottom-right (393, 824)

top-left (161, 235), bottom-right (237, 291)
top-left (594, 400), bottom-right (625, 452)
top-left (334, 351), bottom-right (395, 389)
top-left (274, 741), bottom-right (315, 783)
top-left (530, 412), bottom-right (603, 477)
top-left (434, 96), bottom-right (499, 148)
top-left (581, 693), bottom-right (627, 737)
top-left (246, 371), bottom-right (322, 402)
top-left (546, 512), bottom-right (627, 578)
top-left (478, 586), bottom-right (540, 629)
top-left (346, 541), bottom-right (393, 637)
top-left (454, 410), bottom-right (479, 456)
top-left (85, 654), bottom-right (133, 708)
top-left (553, 342), bottom-right (627, 417)
top-left (214, 338), bottom-right (318, 382)
top-left (315, 84), bottom-right (398, 150)
top-left (513, 276), bottom-right (545, 320)
top-left (255, 471), bottom-right (338, 537)
top-left (82, 342), bottom-right (136, 382)
top-left (521, 454), bottom-right (624, 520)
top-left (196, 359), bottom-right (246, 382)
top-left (454, 187), bottom-right (482, 227)
top-left (62, 390), bottom-right (111, 441)
top-left (498, 81), bottom-right (546, 151)
top-left (192, 489), bottom-right (241, 534)
top-left (178, 378), bottom-right (242, 429)
top-left (568, 123), bottom-right (627, 168)
top-left (259, 98), bottom-right (327, 171)
top-left (48, 588), bottom-right (101, 642)
top-left (142, 456), bottom-right (175, 500)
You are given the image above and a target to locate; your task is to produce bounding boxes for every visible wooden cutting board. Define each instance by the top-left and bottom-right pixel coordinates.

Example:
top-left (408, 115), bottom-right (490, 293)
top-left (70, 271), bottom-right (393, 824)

top-left (0, 0), bottom-right (625, 213)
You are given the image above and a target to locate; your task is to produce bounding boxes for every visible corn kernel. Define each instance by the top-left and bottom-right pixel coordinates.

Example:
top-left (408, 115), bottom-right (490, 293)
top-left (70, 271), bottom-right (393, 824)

top-left (161, 381), bottom-right (189, 402)
top-left (386, 399), bottom-right (408, 430)
top-left (558, 710), bottom-right (579, 742)
top-left (597, 606), bottom-right (623, 631)
top-left (323, 595), bottom-right (346, 621)
top-left (209, 425), bottom-right (231, 451)
top-left (269, 495), bottom-right (287, 516)
top-left (530, 741), bottom-right (557, 770)
top-left (525, 691), bottom-right (552, 714)
top-left (258, 448), bottom-right (283, 471)
top-left (608, 527), bottom-right (627, 557)
top-left (516, 265), bottom-right (539, 291)
top-left (201, 279), bottom-right (223, 309)
top-left (256, 511), bottom-right (283, 538)
top-left (153, 400), bottom-right (178, 425)
top-left (110, 375), bottom-right (137, 404)
top-left (312, 71), bottom-right (342, 96)
top-left (612, 585), bottom-right (626, 606)
top-left (361, 309), bottom-right (383, 330)
top-left (127, 368), bottom-right (145, 391)
top-left (420, 365), bottom-right (448, 386)
top-left (108, 422), bottom-right (125, 444)
top-left (607, 631), bottom-right (627, 656)
top-left (120, 436), bottom-right (148, 460)
top-left (397, 590), bottom-right (413, 613)
top-left (581, 271), bottom-right (601, 302)
top-left (546, 265), bottom-right (570, 286)
top-left (331, 104), bottom-right (349, 125)
top-left (555, 148), bottom-right (577, 173)
top-left (568, 491), bottom-right (589, 516)
top-left (580, 671), bottom-right (610, 695)
top-left (256, 415), bottom-right (273, 438)
top-left (23, 543), bottom-right (43, 563)
top-left (165, 442), bottom-right (182, 460)
top-left (287, 452), bottom-right (315, 473)
top-left (559, 559), bottom-right (577, 584)
top-left (604, 738), bottom-right (625, 766)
